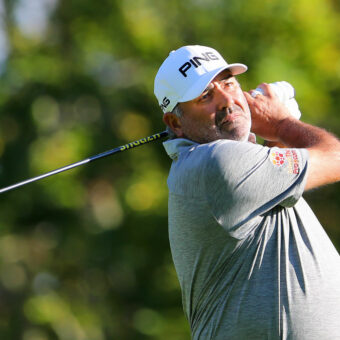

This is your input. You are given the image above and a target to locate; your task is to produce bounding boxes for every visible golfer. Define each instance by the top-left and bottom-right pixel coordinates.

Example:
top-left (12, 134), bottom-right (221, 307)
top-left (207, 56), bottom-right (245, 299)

top-left (154, 45), bottom-right (340, 339)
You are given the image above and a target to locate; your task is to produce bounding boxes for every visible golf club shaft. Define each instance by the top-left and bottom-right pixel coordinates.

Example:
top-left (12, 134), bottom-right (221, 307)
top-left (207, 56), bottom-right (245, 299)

top-left (0, 131), bottom-right (168, 194)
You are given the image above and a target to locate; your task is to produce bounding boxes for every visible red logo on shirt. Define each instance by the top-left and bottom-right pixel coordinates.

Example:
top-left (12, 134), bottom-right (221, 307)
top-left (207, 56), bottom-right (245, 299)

top-left (270, 149), bottom-right (300, 174)
top-left (270, 151), bottom-right (286, 166)
top-left (286, 149), bottom-right (300, 174)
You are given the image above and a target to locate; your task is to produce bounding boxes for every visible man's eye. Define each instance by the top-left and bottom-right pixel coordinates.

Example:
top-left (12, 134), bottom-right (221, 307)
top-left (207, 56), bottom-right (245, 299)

top-left (200, 91), bottom-right (211, 100)
top-left (222, 80), bottom-right (233, 87)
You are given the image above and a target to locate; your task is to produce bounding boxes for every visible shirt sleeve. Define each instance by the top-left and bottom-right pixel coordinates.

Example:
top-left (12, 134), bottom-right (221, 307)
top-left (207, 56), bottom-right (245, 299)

top-left (204, 140), bottom-right (309, 235)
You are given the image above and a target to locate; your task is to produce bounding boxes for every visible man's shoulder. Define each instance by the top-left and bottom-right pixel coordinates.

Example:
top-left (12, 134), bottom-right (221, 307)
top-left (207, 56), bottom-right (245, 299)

top-left (166, 138), bottom-right (266, 180)
top-left (164, 137), bottom-right (262, 158)
top-left (205, 139), bottom-right (264, 163)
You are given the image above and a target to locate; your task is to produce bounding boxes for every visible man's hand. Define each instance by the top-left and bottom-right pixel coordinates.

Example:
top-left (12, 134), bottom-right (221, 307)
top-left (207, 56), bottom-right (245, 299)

top-left (244, 83), bottom-right (340, 190)
top-left (244, 83), bottom-right (294, 141)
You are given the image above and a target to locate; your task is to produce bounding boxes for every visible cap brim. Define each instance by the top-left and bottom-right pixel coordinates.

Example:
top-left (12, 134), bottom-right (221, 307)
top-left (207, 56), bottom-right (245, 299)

top-left (179, 63), bottom-right (247, 103)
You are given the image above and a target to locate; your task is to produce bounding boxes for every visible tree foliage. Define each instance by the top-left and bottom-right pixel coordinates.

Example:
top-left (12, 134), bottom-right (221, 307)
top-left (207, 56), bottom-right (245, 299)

top-left (0, 0), bottom-right (339, 339)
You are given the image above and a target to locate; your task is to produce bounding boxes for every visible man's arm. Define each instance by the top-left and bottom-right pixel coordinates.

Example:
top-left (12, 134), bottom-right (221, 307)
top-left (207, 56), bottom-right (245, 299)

top-left (244, 85), bottom-right (340, 191)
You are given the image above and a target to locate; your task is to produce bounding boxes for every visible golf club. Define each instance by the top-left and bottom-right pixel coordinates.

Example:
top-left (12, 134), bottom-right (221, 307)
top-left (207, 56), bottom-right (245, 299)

top-left (0, 131), bottom-right (168, 194)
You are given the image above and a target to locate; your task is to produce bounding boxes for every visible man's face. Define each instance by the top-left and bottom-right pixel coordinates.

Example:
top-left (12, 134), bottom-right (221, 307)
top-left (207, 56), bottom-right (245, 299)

top-left (176, 71), bottom-right (251, 144)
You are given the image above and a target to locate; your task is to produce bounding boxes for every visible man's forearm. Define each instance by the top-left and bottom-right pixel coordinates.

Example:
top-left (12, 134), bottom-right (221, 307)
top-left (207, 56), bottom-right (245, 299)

top-left (277, 117), bottom-right (338, 149)
top-left (277, 117), bottom-right (340, 190)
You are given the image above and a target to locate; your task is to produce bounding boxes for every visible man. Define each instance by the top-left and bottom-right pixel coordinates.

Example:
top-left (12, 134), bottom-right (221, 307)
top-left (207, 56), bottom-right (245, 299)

top-left (154, 45), bottom-right (340, 339)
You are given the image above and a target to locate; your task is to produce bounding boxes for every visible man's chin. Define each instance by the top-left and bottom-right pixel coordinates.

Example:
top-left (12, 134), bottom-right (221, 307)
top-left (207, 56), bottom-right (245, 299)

top-left (220, 129), bottom-right (251, 142)
top-left (219, 120), bottom-right (251, 141)
top-left (183, 126), bottom-right (251, 144)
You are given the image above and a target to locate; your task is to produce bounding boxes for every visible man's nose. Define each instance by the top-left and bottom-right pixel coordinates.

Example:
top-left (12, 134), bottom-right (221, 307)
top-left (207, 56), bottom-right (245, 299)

top-left (213, 82), bottom-right (234, 111)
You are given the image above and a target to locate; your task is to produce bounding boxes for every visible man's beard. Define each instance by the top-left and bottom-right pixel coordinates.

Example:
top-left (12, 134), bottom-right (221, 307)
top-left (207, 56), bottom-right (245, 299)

top-left (181, 105), bottom-right (251, 144)
top-left (215, 105), bottom-right (251, 142)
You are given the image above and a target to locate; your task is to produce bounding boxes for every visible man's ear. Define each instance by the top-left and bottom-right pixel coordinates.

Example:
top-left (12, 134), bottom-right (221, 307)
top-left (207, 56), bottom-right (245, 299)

top-left (163, 112), bottom-right (184, 137)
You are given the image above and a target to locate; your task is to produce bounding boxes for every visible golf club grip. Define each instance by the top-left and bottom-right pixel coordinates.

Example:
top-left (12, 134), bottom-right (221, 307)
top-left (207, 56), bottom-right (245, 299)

top-left (0, 131), bottom-right (168, 194)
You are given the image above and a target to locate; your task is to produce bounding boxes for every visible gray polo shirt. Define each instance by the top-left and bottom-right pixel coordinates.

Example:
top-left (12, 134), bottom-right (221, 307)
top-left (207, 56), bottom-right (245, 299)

top-left (164, 138), bottom-right (340, 340)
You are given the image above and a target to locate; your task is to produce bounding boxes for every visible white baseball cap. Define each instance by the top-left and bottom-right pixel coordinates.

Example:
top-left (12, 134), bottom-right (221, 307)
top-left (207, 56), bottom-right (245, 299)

top-left (154, 45), bottom-right (248, 113)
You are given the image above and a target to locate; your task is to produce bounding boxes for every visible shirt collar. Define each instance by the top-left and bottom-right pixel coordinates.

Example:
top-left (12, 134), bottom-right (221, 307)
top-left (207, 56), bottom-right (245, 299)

top-left (163, 138), bottom-right (198, 160)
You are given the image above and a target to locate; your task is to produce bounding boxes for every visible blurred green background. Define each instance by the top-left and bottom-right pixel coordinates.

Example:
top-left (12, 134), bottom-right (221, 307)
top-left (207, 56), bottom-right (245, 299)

top-left (0, 0), bottom-right (339, 339)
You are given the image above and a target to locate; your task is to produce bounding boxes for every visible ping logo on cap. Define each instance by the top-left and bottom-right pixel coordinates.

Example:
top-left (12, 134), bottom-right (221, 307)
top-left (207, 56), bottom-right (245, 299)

top-left (160, 97), bottom-right (170, 111)
top-left (178, 52), bottom-right (220, 77)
